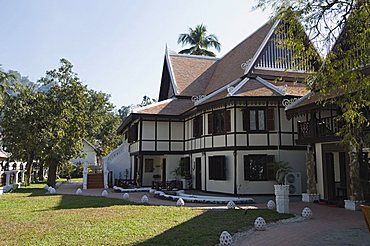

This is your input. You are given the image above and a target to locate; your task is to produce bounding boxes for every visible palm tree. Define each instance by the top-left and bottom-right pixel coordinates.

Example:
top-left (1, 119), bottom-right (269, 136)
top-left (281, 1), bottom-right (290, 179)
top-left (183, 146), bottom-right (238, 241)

top-left (178, 24), bottom-right (221, 57)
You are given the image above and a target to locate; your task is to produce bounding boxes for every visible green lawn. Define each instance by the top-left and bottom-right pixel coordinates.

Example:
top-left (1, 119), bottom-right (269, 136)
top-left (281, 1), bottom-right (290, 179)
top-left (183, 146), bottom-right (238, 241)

top-left (0, 185), bottom-right (292, 246)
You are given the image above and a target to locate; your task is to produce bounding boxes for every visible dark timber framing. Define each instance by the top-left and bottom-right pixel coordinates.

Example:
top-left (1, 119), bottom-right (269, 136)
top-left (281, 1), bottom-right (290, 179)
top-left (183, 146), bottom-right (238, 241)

top-left (126, 97), bottom-right (304, 156)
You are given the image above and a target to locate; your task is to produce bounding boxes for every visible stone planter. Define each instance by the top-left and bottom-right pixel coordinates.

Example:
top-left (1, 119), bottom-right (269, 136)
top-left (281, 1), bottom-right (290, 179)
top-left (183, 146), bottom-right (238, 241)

top-left (344, 200), bottom-right (364, 211)
top-left (302, 193), bottom-right (320, 202)
top-left (274, 185), bottom-right (290, 214)
top-left (181, 178), bottom-right (191, 189)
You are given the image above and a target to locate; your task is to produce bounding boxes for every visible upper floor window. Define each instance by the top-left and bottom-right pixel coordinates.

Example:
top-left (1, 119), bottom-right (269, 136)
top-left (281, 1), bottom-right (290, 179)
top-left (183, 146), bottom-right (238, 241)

top-left (208, 110), bottom-right (231, 134)
top-left (193, 115), bottom-right (203, 138)
top-left (243, 108), bottom-right (274, 132)
top-left (209, 156), bottom-right (227, 180)
top-left (128, 122), bottom-right (138, 143)
top-left (244, 155), bottom-right (275, 181)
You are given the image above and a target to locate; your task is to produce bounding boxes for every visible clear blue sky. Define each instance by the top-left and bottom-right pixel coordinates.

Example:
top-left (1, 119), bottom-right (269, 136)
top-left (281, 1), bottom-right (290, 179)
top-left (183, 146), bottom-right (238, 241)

top-left (0, 0), bottom-right (271, 108)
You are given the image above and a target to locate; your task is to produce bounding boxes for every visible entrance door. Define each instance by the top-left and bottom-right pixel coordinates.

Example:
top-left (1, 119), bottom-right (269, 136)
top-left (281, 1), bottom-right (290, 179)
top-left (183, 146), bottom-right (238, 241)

top-left (133, 156), bottom-right (138, 182)
top-left (162, 159), bottom-right (166, 183)
top-left (324, 153), bottom-right (336, 201)
top-left (195, 158), bottom-right (202, 190)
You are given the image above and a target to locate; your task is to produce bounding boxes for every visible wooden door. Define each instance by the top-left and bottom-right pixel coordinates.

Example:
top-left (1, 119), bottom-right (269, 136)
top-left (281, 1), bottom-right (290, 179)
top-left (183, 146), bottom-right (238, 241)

top-left (133, 156), bottom-right (138, 181)
top-left (324, 153), bottom-right (335, 201)
top-left (195, 158), bottom-right (202, 190)
top-left (162, 159), bottom-right (166, 183)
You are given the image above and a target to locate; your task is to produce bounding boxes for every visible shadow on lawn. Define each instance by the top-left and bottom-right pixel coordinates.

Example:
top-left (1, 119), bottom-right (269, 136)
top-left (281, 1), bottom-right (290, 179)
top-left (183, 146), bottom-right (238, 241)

top-left (13, 185), bottom-right (141, 210)
top-left (135, 209), bottom-right (289, 246)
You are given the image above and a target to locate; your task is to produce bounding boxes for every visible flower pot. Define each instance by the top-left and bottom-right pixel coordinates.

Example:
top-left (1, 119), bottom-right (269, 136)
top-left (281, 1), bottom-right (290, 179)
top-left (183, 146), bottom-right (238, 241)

top-left (344, 200), bottom-right (364, 211)
top-left (274, 185), bottom-right (290, 214)
top-left (302, 193), bottom-right (320, 202)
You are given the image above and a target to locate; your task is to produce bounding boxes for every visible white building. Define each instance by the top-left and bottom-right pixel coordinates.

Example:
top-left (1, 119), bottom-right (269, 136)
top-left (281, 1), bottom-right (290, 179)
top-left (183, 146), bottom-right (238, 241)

top-left (117, 19), bottom-right (320, 195)
top-left (70, 139), bottom-right (99, 166)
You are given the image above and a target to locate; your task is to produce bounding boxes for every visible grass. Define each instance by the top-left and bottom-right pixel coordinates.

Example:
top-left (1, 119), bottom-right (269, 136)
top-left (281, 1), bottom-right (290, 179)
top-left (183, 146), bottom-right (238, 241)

top-left (0, 184), bottom-right (292, 246)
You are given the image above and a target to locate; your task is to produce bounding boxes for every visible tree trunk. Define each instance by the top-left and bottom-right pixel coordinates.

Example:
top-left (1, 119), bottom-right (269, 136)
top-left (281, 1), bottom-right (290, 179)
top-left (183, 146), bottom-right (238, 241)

top-left (38, 162), bottom-right (44, 181)
top-left (47, 159), bottom-right (58, 188)
top-left (25, 152), bottom-right (34, 186)
top-left (349, 151), bottom-right (363, 200)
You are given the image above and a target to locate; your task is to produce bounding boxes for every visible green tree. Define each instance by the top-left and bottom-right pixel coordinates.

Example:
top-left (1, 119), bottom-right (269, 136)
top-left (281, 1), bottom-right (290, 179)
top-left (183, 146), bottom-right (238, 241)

top-left (256, 1), bottom-right (369, 200)
top-left (1, 85), bottom-right (45, 185)
top-left (0, 68), bottom-right (15, 107)
top-left (38, 58), bottom-right (90, 187)
top-left (178, 24), bottom-right (221, 57)
top-left (256, 1), bottom-right (369, 145)
top-left (86, 90), bottom-right (122, 156)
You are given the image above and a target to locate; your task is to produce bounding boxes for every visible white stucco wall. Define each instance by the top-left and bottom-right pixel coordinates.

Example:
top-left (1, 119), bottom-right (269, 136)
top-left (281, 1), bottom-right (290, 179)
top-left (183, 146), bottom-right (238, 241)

top-left (206, 151), bottom-right (234, 194)
top-left (70, 140), bottom-right (97, 165)
top-left (315, 143), bottom-right (325, 199)
top-left (104, 142), bottom-right (131, 181)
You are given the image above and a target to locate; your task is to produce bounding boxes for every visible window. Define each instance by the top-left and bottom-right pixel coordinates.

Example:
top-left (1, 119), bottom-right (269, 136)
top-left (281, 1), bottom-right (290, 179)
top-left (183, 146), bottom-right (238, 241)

top-left (180, 157), bottom-right (191, 176)
top-left (243, 108), bottom-right (274, 131)
top-left (193, 115), bottom-right (203, 138)
top-left (145, 159), bottom-right (154, 172)
top-left (244, 155), bottom-right (275, 181)
top-left (128, 122), bottom-right (138, 143)
top-left (209, 156), bottom-right (227, 180)
top-left (208, 110), bottom-right (231, 134)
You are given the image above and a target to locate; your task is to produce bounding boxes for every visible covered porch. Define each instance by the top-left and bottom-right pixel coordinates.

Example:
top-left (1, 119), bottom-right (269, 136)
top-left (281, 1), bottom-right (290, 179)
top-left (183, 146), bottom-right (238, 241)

top-left (129, 154), bottom-right (189, 189)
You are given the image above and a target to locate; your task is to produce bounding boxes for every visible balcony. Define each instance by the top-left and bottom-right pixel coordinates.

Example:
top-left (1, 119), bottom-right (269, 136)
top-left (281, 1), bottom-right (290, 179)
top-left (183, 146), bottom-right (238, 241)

top-left (297, 116), bottom-right (340, 144)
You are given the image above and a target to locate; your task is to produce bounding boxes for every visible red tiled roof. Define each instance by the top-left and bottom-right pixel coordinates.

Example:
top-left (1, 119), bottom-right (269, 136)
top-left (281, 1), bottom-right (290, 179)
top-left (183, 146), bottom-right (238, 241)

top-left (169, 54), bottom-right (217, 96)
top-left (134, 98), bottom-right (194, 116)
top-left (204, 21), bottom-right (275, 95)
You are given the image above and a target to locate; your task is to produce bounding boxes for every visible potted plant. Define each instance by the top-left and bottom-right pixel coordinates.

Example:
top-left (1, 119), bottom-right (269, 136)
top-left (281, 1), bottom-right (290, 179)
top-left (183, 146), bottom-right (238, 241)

top-left (273, 161), bottom-right (291, 214)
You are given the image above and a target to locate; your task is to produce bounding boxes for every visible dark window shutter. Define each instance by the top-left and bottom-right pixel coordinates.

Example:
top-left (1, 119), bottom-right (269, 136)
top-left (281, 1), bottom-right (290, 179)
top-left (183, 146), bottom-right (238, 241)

top-left (224, 110), bottom-right (231, 132)
top-left (266, 108), bottom-right (275, 131)
top-left (128, 128), bottom-right (132, 143)
top-left (208, 113), bottom-right (213, 134)
top-left (199, 115), bottom-right (203, 136)
top-left (244, 156), bottom-right (249, 180)
top-left (243, 109), bottom-right (249, 131)
top-left (193, 117), bottom-right (198, 137)
top-left (266, 155), bottom-right (275, 180)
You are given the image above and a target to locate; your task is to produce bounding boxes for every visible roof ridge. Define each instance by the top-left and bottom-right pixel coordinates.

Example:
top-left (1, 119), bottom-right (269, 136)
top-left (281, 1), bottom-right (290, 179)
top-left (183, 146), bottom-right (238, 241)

top-left (203, 20), bottom-right (277, 96)
top-left (219, 19), bottom-right (275, 60)
top-left (168, 52), bottom-right (219, 60)
top-left (165, 47), bottom-right (179, 95)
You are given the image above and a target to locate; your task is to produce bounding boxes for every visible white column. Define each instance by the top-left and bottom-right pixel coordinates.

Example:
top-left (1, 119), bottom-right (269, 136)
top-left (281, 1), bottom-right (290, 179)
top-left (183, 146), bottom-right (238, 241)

top-left (21, 171), bottom-right (25, 184)
top-left (14, 171), bottom-right (19, 184)
top-left (274, 185), bottom-right (290, 214)
top-left (103, 158), bottom-right (109, 189)
top-left (5, 172), bottom-right (10, 186)
top-left (83, 162), bottom-right (88, 190)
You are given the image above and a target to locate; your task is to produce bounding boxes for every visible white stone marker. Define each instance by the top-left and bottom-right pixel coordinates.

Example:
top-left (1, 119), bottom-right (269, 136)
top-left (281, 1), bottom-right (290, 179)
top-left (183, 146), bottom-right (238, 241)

top-left (123, 193), bottom-right (129, 200)
top-left (274, 185), bottom-right (290, 213)
top-left (219, 231), bottom-right (233, 246)
top-left (227, 200), bottom-right (236, 209)
top-left (254, 217), bottom-right (267, 231)
top-left (176, 198), bottom-right (185, 206)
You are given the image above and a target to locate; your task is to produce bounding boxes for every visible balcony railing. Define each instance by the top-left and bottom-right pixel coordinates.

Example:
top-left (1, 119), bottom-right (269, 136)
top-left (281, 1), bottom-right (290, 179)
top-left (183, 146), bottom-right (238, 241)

top-left (297, 116), bottom-right (340, 143)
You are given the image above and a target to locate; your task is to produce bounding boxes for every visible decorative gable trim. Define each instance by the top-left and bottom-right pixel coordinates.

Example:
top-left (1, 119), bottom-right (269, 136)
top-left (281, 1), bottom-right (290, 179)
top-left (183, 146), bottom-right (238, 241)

top-left (255, 76), bottom-right (286, 96)
top-left (228, 77), bottom-right (250, 96)
top-left (243, 20), bottom-right (280, 75)
top-left (194, 78), bottom-right (242, 105)
top-left (165, 46), bottom-right (179, 96)
top-left (285, 91), bottom-right (312, 111)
